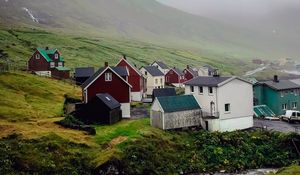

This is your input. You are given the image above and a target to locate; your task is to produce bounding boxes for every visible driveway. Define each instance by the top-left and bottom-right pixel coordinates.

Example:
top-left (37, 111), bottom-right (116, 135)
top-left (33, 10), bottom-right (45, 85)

top-left (130, 104), bottom-right (150, 119)
top-left (254, 119), bottom-right (300, 134)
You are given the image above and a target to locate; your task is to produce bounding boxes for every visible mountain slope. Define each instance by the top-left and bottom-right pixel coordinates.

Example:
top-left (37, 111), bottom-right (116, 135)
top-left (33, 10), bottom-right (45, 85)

top-left (0, 0), bottom-right (297, 59)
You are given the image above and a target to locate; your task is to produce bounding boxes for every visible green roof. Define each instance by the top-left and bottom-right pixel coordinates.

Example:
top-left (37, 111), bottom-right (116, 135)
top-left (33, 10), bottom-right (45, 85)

top-left (55, 66), bottom-right (70, 71)
top-left (37, 48), bottom-right (64, 62)
top-left (254, 105), bottom-right (275, 117)
top-left (157, 95), bottom-right (200, 113)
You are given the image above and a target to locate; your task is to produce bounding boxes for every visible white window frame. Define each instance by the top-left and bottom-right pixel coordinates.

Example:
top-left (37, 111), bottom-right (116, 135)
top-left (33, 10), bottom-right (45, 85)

top-left (281, 91), bottom-right (284, 97)
top-left (36, 54), bottom-right (40, 59)
top-left (50, 62), bottom-right (55, 68)
top-left (190, 86), bottom-right (194, 93)
top-left (58, 62), bottom-right (63, 67)
top-left (292, 102), bottom-right (297, 109)
top-left (199, 86), bottom-right (203, 94)
top-left (55, 53), bottom-right (59, 59)
top-left (209, 87), bottom-right (213, 95)
top-left (282, 103), bottom-right (287, 110)
top-left (155, 79), bottom-right (158, 85)
top-left (225, 103), bottom-right (231, 113)
top-left (160, 78), bottom-right (163, 84)
top-left (105, 73), bottom-right (112, 81)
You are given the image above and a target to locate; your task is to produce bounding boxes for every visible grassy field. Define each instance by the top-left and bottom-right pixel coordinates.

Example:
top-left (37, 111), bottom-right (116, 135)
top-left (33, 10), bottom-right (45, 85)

top-left (0, 27), bottom-right (256, 76)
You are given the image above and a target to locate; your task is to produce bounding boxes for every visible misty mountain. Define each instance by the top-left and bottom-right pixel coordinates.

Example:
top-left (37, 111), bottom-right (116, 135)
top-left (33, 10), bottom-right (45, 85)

top-left (0, 0), bottom-right (298, 59)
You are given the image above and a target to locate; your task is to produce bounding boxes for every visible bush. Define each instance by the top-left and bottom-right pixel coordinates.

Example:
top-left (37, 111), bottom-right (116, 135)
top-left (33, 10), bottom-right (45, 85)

top-left (56, 115), bottom-right (96, 135)
top-left (101, 130), bottom-right (300, 174)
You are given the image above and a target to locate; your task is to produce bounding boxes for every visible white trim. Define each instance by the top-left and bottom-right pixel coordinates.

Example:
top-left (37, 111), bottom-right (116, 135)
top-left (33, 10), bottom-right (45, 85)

top-left (83, 66), bottom-right (132, 90)
top-left (116, 58), bottom-right (142, 76)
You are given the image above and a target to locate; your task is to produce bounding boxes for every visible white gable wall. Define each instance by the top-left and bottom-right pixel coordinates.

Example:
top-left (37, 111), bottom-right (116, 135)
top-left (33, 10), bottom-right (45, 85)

top-left (140, 67), bottom-right (165, 95)
top-left (151, 62), bottom-right (169, 75)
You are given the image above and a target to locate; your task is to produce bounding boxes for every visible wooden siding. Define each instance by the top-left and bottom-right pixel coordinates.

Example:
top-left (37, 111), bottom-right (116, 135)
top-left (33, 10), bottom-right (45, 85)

top-left (51, 69), bottom-right (70, 79)
top-left (86, 69), bottom-right (130, 103)
top-left (28, 50), bottom-right (50, 71)
top-left (183, 69), bottom-right (194, 81)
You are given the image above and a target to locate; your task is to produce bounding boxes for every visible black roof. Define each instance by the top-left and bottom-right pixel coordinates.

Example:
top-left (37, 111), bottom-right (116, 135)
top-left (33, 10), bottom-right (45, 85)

top-left (95, 93), bottom-right (121, 109)
top-left (111, 66), bottom-right (128, 77)
top-left (75, 67), bottom-right (95, 78)
top-left (143, 66), bottom-right (164, 76)
top-left (81, 66), bottom-right (129, 89)
top-left (153, 88), bottom-right (176, 98)
top-left (263, 80), bottom-right (300, 91)
top-left (153, 61), bottom-right (169, 69)
top-left (173, 67), bottom-right (184, 76)
top-left (184, 76), bottom-right (231, 87)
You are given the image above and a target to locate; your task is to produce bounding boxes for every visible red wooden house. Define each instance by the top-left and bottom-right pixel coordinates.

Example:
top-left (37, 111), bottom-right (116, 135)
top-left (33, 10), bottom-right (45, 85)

top-left (81, 63), bottom-right (132, 118)
top-left (165, 67), bottom-right (186, 87)
top-left (28, 47), bottom-right (70, 79)
top-left (183, 65), bottom-right (199, 81)
top-left (116, 56), bottom-right (145, 101)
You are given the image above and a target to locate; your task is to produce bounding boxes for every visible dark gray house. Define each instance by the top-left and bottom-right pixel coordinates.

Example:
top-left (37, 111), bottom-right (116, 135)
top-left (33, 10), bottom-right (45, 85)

top-left (75, 93), bottom-right (122, 125)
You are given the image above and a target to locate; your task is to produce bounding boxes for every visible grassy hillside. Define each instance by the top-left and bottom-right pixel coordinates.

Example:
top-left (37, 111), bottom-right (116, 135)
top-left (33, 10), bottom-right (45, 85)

top-left (0, 0), bottom-right (297, 59)
top-left (0, 28), bottom-right (255, 75)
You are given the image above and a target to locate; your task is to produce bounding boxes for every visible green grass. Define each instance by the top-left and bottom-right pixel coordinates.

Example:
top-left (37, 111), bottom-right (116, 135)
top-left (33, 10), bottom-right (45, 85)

top-left (271, 166), bottom-right (300, 175)
top-left (0, 27), bottom-right (256, 76)
top-left (0, 72), bottom-right (80, 121)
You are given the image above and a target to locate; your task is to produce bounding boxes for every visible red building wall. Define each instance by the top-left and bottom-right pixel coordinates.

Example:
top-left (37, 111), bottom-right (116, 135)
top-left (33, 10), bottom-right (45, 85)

top-left (183, 69), bottom-right (194, 81)
top-left (51, 69), bottom-right (70, 79)
top-left (28, 50), bottom-right (50, 71)
top-left (165, 69), bottom-right (180, 84)
top-left (86, 69), bottom-right (130, 103)
top-left (117, 59), bottom-right (142, 92)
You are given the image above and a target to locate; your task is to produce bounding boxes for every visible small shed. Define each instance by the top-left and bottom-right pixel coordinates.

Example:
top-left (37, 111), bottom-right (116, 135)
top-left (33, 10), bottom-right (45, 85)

top-left (75, 93), bottom-right (122, 125)
top-left (51, 66), bottom-right (70, 79)
top-left (74, 67), bottom-right (95, 85)
top-left (152, 88), bottom-right (176, 102)
top-left (150, 95), bottom-right (201, 130)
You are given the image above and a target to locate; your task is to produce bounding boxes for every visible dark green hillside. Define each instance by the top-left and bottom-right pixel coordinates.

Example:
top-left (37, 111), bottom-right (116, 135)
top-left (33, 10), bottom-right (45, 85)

top-left (0, 0), bottom-right (296, 59)
top-left (0, 28), bottom-right (254, 75)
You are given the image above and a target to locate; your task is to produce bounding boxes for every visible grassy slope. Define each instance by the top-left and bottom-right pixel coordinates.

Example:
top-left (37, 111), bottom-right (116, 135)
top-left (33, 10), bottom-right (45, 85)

top-left (0, 28), bottom-right (255, 75)
top-left (273, 166), bottom-right (300, 175)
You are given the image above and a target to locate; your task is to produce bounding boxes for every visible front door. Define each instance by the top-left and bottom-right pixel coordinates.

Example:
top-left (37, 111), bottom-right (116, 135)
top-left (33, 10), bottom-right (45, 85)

top-left (205, 121), bottom-right (209, 130)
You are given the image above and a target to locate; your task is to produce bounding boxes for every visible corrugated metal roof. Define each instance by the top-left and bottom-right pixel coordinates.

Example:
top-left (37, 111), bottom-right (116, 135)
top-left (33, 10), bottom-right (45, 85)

top-left (55, 66), bottom-right (70, 71)
top-left (143, 66), bottom-right (164, 76)
top-left (111, 66), bottom-right (128, 77)
top-left (157, 95), bottom-right (200, 113)
top-left (37, 48), bottom-right (64, 62)
top-left (184, 76), bottom-right (231, 87)
top-left (75, 67), bottom-right (95, 77)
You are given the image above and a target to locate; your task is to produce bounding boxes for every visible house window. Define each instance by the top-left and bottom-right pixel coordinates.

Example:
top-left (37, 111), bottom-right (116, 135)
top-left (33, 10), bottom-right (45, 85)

top-left (155, 79), bottom-right (158, 84)
top-left (160, 78), bottom-right (163, 84)
top-left (209, 87), bottom-right (213, 94)
top-left (199, 86), bottom-right (203, 94)
top-left (282, 103), bottom-right (287, 110)
top-left (295, 90), bottom-right (299, 96)
top-left (145, 71), bottom-right (147, 76)
top-left (190, 86), bottom-right (194, 93)
top-left (58, 62), bottom-right (63, 66)
top-left (281, 91), bottom-right (284, 97)
top-left (292, 102), bottom-right (297, 109)
top-left (170, 71), bottom-right (173, 74)
top-left (55, 53), bottom-right (59, 59)
top-left (50, 62), bottom-right (55, 68)
top-left (36, 54), bottom-right (40, 59)
top-left (225, 103), bottom-right (230, 112)
top-left (105, 73), bottom-right (112, 81)
top-left (166, 76), bottom-right (169, 82)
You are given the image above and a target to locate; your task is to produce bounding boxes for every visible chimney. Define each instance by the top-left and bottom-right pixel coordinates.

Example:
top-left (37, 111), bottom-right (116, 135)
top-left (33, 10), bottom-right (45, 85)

top-left (273, 75), bottom-right (279, 82)
top-left (122, 54), bottom-right (127, 60)
top-left (213, 69), bottom-right (220, 77)
top-left (187, 65), bottom-right (190, 69)
top-left (45, 46), bottom-right (49, 50)
top-left (104, 62), bottom-right (108, 67)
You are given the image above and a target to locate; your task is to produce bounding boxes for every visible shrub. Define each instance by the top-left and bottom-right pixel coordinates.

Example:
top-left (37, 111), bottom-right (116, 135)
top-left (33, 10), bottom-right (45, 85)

top-left (56, 115), bottom-right (96, 135)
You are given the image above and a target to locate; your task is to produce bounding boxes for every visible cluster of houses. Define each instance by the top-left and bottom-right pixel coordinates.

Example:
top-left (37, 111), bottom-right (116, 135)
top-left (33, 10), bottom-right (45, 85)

top-left (28, 47), bottom-right (298, 132)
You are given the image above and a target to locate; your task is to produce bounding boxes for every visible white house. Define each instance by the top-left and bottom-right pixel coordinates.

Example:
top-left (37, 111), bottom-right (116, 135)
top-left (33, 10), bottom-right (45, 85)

top-left (184, 76), bottom-right (253, 132)
top-left (151, 95), bottom-right (202, 130)
top-left (140, 66), bottom-right (165, 96)
top-left (151, 61), bottom-right (169, 75)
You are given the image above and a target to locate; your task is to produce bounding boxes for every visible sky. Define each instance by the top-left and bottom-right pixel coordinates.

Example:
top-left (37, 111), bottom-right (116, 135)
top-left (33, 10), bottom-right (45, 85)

top-left (157, 0), bottom-right (300, 19)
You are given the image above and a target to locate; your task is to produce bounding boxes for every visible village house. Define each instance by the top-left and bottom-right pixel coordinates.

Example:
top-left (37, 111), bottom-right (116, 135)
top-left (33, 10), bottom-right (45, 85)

top-left (28, 47), bottom-right (70, 79)
top-left (254, 75), bottom-right (300, 116)
top-left (183, 65), bottom-right (199, 81)
top-left (74, 67), bottom-right (95, 85)
top-left (140, 66), bottom-right (165, 96)
top-left (150, 95), bottom-right (201, 130)
top-left (75, 93), bottom-right (122, 125)
top-left (185, 75), bottom-right (253, 132)
top-left (116, 56), bottom-right (145, 101)
top-left (152, 88), bottom-right (176, 102)
top-left (81, 62), bottom-right (132, 118)
top-left (165, 67), bottom-right (186, 87)
top-left (151, 60), bottom-right (169, 74)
